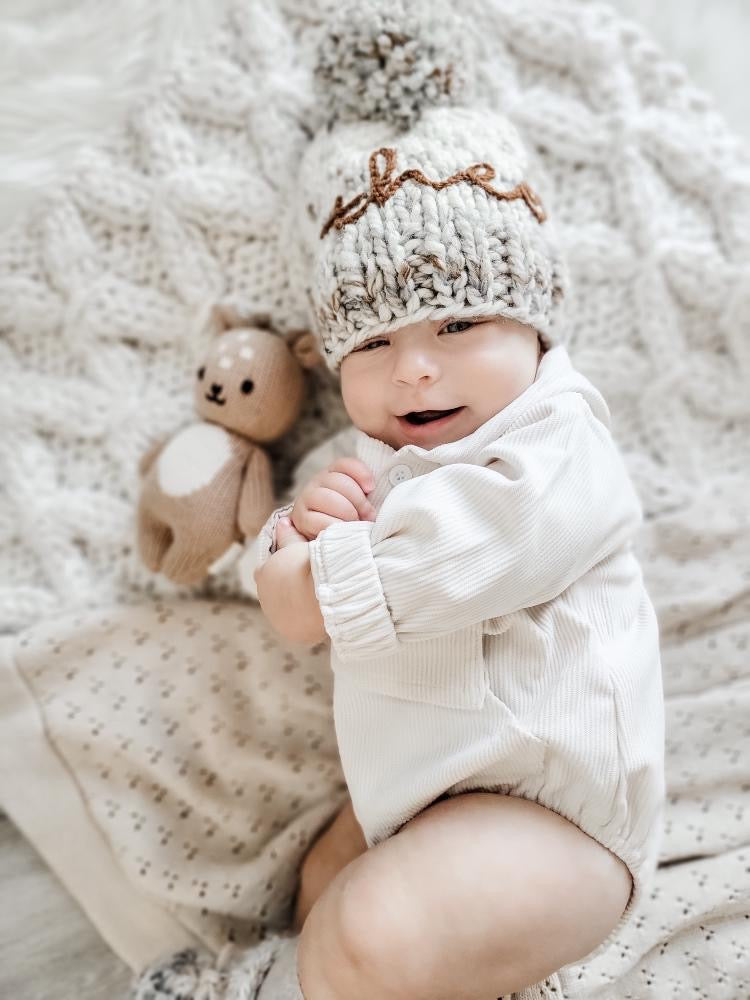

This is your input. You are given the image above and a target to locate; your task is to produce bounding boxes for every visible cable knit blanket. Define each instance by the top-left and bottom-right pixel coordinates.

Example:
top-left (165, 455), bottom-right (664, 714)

top-left (1, 0), bottom-right (749, 997)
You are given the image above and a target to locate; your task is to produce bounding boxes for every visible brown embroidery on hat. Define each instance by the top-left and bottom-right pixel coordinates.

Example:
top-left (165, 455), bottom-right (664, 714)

top-left (320, 146), bottom-right (546, 238)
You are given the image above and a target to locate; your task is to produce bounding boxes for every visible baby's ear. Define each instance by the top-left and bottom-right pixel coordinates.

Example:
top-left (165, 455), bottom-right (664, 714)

top-left (286, 330), bottom-right (323, 370)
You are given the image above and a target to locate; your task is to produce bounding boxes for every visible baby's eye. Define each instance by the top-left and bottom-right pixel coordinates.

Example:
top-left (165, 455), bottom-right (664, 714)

top-left (358, 338), bottom-right (388, 352)
top-left (442, 320), bottom-right (474, 334)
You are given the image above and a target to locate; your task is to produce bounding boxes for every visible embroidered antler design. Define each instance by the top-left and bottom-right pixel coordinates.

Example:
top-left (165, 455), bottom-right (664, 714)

top-left (320, 146), bottom-right (546, 238)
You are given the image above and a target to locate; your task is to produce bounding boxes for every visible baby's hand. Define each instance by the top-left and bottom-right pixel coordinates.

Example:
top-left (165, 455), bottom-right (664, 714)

top-left (290, 457), bottom-right (376, 540)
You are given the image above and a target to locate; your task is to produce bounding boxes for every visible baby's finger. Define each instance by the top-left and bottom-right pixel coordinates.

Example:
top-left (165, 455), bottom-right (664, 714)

top-left (317, 471), bottom-right (376, 520)
top-left (275, 516), bottom-right (309, 548)
top-left (326, 457), bottom-right (376, 495)
top-left (303, 486), bottom-right (360, 523)
top-left (297, 510), bottom-right (350, 537)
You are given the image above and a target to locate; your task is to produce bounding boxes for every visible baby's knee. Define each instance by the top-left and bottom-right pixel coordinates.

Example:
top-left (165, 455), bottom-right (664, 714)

top-left (336, 856), bottom-right (445, 995)
top-left (296, 879), bottom-right (362, 999)
top-left (297, 854), bottom-right (426, 1000)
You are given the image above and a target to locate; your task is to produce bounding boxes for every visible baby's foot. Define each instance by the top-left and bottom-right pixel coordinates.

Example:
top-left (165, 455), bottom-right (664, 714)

top-left (131, 946), bottom-right (217, 999)
top-left (131, 935), bottom-right (288, 1000)
top-left (256, 934), bottom-right (304, 1000)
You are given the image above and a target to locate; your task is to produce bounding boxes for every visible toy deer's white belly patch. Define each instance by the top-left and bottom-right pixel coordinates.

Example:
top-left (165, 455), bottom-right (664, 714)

top-left (157, 423), bottom-right (232, 497)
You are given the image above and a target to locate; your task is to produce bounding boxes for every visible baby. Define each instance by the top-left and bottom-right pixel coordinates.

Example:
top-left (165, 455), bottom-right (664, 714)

top-left (251, 17), bottom-right (665, 996)
top-left (253, 308), bottom-right (665, 998)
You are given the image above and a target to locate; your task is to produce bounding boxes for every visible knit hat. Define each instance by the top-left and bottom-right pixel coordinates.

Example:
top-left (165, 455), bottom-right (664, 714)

top-left (295, 0), bottom-right (568, 373)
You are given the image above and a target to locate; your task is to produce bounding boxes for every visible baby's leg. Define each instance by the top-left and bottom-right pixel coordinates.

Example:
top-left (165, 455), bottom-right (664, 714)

top-left (292, 796), bottom-right (368, 933)
top-left (297, 792), bottom-right (632, 1000)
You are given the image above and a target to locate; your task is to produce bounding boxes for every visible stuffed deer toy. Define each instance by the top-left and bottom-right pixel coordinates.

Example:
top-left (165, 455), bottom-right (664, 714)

top-left (137, 319), bottom-right (320, 585)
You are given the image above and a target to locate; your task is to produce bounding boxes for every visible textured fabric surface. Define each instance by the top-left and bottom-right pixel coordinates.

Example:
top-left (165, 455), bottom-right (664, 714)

top-left (0, 601), bottom-right (346, 965)
top-left (1, 0), bottom-right (749, 997)
top-left (298, 105), bottom-right (567, 370)
top-left (132, 936), bottom-right (291, 1000)
top-left (300, 0), bottom-right (567, 370)
top-left (0, 0), bottom-right (351, 635)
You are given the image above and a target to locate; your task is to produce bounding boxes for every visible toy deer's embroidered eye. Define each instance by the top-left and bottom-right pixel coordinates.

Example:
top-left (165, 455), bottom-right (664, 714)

top-left (241, 379), bottom-right (254, 394)
top-left (197, 366), bottom-right (205, 380)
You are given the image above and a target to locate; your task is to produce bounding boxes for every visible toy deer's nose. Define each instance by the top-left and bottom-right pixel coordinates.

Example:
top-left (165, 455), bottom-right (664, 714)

top-left (211, 383), bottom-right (222, 394)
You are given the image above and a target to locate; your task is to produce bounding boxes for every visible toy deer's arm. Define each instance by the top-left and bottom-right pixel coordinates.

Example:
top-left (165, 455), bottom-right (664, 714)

top-left (138, 436), bottom-right (168, 477)
top-left (237, 444), bottom-right (276, 538)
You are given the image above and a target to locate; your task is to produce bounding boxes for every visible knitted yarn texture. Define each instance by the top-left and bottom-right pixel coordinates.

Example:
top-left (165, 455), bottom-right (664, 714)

top-left (2, 0), bottom-right (747, 633)
top-left (312, 0), bottom-right (477, 133)
top-left (0, 0), bottom-right (350, 632)
top-left (301, 111), bottom-right (566, 369)
top-left (300, 0), bottom-right (567, 369)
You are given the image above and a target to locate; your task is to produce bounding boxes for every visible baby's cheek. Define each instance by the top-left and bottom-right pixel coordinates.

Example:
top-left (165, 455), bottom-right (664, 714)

top-left (340, 367), bottom-right (381, 426)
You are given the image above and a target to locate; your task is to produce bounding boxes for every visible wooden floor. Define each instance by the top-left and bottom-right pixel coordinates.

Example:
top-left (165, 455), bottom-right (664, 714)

top-left (0, 811), bottom-right (132, 1000)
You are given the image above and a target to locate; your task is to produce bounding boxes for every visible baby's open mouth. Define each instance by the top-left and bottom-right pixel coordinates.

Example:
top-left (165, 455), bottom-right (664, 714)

top-left (402, 406), bottom-right (463, 425)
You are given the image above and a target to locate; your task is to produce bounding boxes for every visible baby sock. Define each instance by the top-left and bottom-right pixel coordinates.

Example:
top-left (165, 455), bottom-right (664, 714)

top-left (255, 933), bottom-right (305, 1000)
top-left (130, 932), bottom-right (302, 999)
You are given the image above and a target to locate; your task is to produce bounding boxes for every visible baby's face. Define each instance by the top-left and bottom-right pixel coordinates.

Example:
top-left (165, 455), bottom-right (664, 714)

top-left (339, 314), bottom-right (542, 450)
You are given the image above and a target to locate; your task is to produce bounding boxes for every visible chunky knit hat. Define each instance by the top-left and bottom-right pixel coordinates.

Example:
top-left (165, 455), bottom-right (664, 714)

top-left (297, 0), bottom-right (568, 372)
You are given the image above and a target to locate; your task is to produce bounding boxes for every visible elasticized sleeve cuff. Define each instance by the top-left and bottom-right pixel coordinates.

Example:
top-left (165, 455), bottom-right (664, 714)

top-left (308, 520), bottom-right (399, 660)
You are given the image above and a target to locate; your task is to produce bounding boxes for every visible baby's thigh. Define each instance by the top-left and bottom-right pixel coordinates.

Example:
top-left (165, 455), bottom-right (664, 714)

top-left (315, 793), bottom-right (632, 999)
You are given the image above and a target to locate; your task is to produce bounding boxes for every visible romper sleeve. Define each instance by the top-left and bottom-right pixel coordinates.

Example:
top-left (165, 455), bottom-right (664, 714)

top-left (307, 393), bottom-right (644, 660)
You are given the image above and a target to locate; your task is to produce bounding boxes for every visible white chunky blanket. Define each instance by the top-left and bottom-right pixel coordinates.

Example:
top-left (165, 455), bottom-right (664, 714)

top-left (1, 0), bottom-right (749, 997)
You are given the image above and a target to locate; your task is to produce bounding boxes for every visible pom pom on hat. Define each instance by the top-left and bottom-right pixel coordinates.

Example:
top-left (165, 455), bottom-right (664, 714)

top-left (313, 0), bottom-right (478, 132)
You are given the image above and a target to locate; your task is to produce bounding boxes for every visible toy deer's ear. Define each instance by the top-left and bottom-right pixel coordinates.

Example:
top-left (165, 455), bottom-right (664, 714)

top-left (210, 304), bottom-right (242, 335)
top-left (287, 330), bottom-right (323, 370)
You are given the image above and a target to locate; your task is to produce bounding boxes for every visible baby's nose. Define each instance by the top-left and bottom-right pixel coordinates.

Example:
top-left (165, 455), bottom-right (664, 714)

top-left (393, 351), bottom-right (440, 385)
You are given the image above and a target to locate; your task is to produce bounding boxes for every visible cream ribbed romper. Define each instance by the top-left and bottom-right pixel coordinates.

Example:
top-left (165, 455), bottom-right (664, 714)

top-left (254, 344), bottom-right (666, 945)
